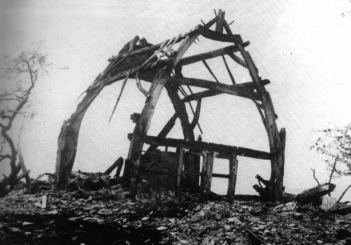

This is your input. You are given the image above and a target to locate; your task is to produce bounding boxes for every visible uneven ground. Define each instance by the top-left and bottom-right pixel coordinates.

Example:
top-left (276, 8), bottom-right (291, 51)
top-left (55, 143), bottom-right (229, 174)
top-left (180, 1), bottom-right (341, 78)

top-left (1, 188), bottom-right (351, 245)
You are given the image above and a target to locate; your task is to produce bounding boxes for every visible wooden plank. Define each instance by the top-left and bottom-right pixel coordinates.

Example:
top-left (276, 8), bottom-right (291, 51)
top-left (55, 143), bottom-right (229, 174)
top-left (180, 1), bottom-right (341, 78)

top-left (216, 153), bottom-right (232, 159)
top-left (166, 84), bottom-right (194, 141)
top-left (227, 155), bottom-right (237, 204)
top-left (183, 152), bottom-right (200, 192)
top-left (203, 15), bottom-right (219, 29)
top-left (147, 113), bottom-right (177, 152)
top-left (234, 158), bottom-right (239, 195)
top-left (199, 27), bottom-right (243, 43)
top-left (176, 148), bottom-right (184, 199)
top-left (200, 153), bottom-right (207, 196)
top-left (103, 157), bottom-right (124, 175)
top-left (212, 173), bottom-right (229, 178)
top-left (170, 77), bottom-right (261, 101)
top-left (109, 71), bottom-right (130, 122)
top-left (115, 157), bottom-right (124, 177)
top-left (182, 89), bottom-right (222, 103)
top-left (216, 9), bottom-right (225, 33)
top-left (172, 31), bottom-right (200, 66)
top-left (178, 42), bottom-right (249, 66)
top-left (144, 136), bottom-right (272, 160)
top-left (202, 60), bottom-right (219, 83)
top-left (205, 152), bottom-right (214, 196)
top-left (181, 80), bottom-right (270, 103)
top-left (190, 98), bottom-right (202, 130)
top-left (222, 55), bottom-right (235, 84)
top-left (228, 53), bottom-right (248, 69)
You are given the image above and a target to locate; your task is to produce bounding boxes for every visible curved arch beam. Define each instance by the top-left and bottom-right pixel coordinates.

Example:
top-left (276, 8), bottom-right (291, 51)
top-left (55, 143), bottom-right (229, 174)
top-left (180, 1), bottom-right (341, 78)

top-left (55, 87), bottom-right (103, 189)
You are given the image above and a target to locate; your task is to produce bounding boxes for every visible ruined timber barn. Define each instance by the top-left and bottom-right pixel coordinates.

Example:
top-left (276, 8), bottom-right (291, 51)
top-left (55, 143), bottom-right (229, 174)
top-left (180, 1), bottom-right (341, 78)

top-left (55, 10), bottom-right (286, 202)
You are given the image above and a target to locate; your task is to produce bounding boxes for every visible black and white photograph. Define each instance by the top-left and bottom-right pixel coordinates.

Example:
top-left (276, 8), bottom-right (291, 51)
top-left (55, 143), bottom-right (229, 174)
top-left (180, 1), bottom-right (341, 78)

top-left (1, 1), bottom-right (351, 244)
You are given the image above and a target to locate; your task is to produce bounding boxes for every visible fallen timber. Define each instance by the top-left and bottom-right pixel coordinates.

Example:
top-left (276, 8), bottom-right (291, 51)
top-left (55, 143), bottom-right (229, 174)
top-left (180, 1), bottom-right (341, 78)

top-left (143, 136), bottom-right (272, 160)
top-left (295, 183), bottom-right (336, 205)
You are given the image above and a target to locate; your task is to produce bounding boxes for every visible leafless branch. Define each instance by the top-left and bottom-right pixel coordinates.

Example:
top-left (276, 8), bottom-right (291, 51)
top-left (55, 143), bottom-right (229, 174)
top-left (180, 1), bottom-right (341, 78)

top-left (329, 156), bottom-right (338, 184)
top-left (338, 184), bottom-right (351, 203)
top-left (0, 154), bottom-right (11, 161)
top-left (311, 168), bottom-right (320, 185)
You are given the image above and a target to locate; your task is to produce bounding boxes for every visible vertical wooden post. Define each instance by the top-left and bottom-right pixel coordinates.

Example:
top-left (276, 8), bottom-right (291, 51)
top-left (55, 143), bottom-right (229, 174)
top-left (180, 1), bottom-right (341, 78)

top-left (205, 152), bottom-right (214, 196)
top-left (176, 147), bottom-right (184, 199)
top-left (200, 153), bottom-right (207, 196)
top-left (127, 31), bottom-right (200, 196)
top-left (127, 70), bottom-right (170, 194)
top-left (116, 157), bottom-right (124, 177)
top-left (227, 154), bottom-right (237, 204)
top-left (201, 152), bottom-right (214, 199)
top-left (276, 128), bottom-right (286, 199)
top-left (234, 158), bottom-right (239, 194)
top-left (222, 18), bottom-right (285, 201)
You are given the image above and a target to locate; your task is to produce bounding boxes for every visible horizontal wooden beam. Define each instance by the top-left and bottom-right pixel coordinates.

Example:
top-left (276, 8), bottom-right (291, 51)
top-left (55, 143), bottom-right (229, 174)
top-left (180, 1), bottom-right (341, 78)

top-left (216, 153), bottom-right (234, 159)
top-left (182, 89), bottom-right (222, 103)
top-left (178, 42), bottom-right (249, 66)
top-left (180, 172), bottom-right (229, 179)
top-left (199, 27), bottom-right (243, 43)
top-left (144, 136), bottom-right (272, 160)
top-left (170, 77), bottom-right (262, 101)
top-left (212, 173), bottom-right (229, 179)
top-left (181, 79), bottom-right (270, 102)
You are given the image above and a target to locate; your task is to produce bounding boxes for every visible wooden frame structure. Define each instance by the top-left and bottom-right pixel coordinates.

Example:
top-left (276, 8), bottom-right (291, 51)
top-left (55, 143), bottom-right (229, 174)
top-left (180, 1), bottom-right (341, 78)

top-left (55, 10), bottom-right (286, 201)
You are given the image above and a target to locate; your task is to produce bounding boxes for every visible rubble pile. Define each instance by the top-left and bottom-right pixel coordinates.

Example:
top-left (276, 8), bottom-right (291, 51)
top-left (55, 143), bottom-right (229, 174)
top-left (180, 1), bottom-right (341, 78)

top-left (1, 180), bottom-right (351, 244)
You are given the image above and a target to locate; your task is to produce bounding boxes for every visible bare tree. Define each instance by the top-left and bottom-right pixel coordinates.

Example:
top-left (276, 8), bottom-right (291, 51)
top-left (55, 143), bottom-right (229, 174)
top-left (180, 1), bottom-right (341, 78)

top-left (0, 44), bottom-right (50, 197)
top-left (311, 124), bottom-right (351, 200)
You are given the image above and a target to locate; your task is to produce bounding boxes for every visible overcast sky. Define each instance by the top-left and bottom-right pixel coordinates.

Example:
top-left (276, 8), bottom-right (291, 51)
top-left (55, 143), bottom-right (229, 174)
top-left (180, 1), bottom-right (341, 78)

top-left (1, 0), bottom-right (351, 199)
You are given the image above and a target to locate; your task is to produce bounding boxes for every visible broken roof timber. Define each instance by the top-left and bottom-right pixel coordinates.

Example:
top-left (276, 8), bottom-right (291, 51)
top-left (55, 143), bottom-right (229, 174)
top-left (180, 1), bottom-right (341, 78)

top-left (143, 136), bottom-right (272, 160)
top-left (198, 27), bottom-right (243, 43)
top-left (108, 15), bottom-right (219, 62)
top-left (170, 77), bottom-right (263, 101)
top-left (178, 42), bottom-right (249, 66)
top-left (181, 78), bottom-right (270, 102)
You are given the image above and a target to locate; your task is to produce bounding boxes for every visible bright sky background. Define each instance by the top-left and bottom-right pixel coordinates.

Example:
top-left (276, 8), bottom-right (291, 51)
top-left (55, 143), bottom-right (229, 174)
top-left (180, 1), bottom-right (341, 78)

top-left (1, 0), bottom-right (351, 200)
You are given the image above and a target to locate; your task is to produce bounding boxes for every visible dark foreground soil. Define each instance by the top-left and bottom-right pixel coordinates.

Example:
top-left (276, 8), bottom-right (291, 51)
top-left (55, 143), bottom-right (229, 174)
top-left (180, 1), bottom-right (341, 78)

top-left (0, 212), bottom-right (162, 245)
top-left (1, 189), bottom-right (351, 244)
